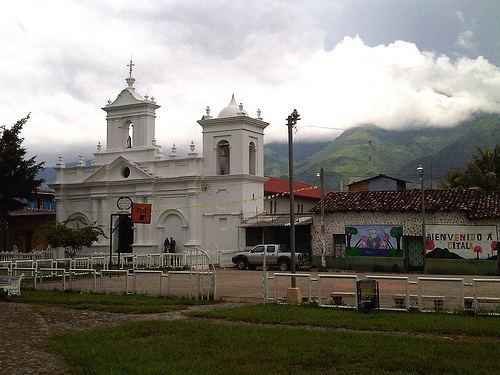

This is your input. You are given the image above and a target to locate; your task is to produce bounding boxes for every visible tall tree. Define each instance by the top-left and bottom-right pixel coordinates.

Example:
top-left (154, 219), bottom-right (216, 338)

top-left (0, 115), bottom-right (45, 234)
top-left (442, 145), bottom-right (500, 191)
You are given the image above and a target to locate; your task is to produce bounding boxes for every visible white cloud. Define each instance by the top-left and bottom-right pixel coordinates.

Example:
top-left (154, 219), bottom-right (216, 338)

top-left (454, 10), bottom-right (475, 50)
top-left (1, 1), bottom-right (500, 165)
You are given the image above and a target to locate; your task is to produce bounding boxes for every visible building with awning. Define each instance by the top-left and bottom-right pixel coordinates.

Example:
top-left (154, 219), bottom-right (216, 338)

top-left (240, 177), bottom-right (322, 256)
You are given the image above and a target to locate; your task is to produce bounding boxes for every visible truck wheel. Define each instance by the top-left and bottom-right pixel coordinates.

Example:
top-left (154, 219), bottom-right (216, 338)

top-left (236, 258), bottom-right (248, 270)
top-left (277, 260), bottom-right (289, 271)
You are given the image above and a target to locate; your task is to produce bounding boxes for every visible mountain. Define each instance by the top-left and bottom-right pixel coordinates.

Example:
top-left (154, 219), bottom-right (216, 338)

top-left (37, 168), bottom-right (57, 188)
top-left (36, 113), bottom-right (500, 191)
top-left (264, 112), bottom-right (500, 190)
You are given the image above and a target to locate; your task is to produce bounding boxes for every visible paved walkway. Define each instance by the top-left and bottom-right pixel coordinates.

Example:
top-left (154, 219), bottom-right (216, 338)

top-left (0, 303), bottom-right (68, 375)
top-left (0, 301), bottom-right (245, 375)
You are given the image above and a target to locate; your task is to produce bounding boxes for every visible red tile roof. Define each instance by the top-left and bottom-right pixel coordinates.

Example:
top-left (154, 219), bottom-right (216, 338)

top-left (311, 189), bottom-right (500, 219)
top-left (264, 177), bottom-right (321, 199)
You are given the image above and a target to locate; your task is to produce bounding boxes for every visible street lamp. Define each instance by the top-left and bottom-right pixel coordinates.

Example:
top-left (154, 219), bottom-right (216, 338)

top-left (316, 168), bottom-right (326, 268)
top-left (417, 163), bottom-right (426, 267)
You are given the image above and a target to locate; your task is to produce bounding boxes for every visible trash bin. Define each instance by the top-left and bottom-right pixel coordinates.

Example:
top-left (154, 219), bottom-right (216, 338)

top-left (356, 279), bottom-right (379, 312)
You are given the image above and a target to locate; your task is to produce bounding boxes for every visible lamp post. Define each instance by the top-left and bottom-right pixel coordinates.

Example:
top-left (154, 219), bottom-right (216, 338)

top-left (287, 109), bottom-right (300, 289)
top-left (417, 163), bottom-right (426, 267)
top-left (316, 168), bottom-right (326, 268)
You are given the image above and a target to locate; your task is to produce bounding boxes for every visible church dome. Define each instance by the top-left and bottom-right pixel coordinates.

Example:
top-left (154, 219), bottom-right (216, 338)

top-left (218, 94), bottom-right (247, 118)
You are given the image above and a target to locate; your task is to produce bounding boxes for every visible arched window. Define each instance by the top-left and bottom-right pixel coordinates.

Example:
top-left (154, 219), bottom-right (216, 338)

top-left (216, 140), bottom-right (230, 175)
top-left (126, 122), bottom-right (133, 148)
top-left (249, 142), bottom-right (256, 175)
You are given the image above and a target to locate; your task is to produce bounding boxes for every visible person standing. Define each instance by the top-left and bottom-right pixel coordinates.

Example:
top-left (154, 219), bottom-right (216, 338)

top-left (170, 237), bottom-right (176, 252)
top-left (163, 237), bottom-right (170, 253)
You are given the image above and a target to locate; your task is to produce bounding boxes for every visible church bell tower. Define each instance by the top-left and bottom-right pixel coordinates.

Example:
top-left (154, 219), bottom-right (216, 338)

top-left (102, 60), bottom-right (160, 151)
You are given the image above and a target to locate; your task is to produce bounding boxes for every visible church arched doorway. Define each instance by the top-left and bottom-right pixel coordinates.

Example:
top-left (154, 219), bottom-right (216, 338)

top-left (116, 215), bottom-right (134, 253)
top-left (158, 211), bottom-right (187, 253)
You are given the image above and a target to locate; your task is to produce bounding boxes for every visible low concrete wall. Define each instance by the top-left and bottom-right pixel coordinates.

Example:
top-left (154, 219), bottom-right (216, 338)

top-left (312, 256), bottom-right (500, 275)
top-left (425, 259), bottom-right (499, 275)
top-left (313, 256), bottom-right (405, 273)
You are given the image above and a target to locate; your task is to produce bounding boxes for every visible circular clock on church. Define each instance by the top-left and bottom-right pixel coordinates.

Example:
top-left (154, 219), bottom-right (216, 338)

top-left (117, 196), bottom-right (133, 211)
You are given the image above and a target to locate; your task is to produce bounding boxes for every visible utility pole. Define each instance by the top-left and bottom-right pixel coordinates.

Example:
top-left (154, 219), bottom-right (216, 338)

top-left (287, 109), bottom-right (300, 288)
top-left (417, 163), bottom-right (426, 270)
top-left (316, 167), bottom-right (326, 268)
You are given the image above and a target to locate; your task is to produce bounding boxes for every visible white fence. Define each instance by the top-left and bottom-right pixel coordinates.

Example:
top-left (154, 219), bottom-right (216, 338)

top-left (472, 278), bottom-right (500, 311)
top-left (417, 277), bottom-right (464, 312)
top-left (264, 272), bottom-right (500, 314)
top-left (0, 249), bottom-right (55, 262)
top-left (27, 268), bottom-right (216, 299)
top-left (317, 274), bottom-right (358, 309)
top-left (208, 250), bottom-right (238, 268)
top-left (5, 249), bottom-right (217, 300)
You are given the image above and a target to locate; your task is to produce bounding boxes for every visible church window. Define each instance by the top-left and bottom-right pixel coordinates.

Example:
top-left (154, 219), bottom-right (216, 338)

top-left (249, 142), bottom-right (256, 175)
top-left (121, 167), bottom-right (131, 178)
top-left (216, 140), bottom-right (230, 175)
top-left (126, 123), bottom-right (134, 148)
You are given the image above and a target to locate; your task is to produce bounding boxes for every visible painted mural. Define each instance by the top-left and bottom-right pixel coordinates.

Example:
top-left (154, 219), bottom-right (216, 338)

top-left (425, 225), bottom-right (498, 260)
top-left (345, 225), bottom-right (403, 257)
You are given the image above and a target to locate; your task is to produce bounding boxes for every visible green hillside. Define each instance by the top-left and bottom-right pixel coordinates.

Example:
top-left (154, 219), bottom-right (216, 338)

top-left (264, 113), bottom-right (500, 190)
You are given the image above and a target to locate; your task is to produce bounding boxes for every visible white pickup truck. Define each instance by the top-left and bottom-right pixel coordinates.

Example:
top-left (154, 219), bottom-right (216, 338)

top-left (231, 244), bottom-right (309, 271)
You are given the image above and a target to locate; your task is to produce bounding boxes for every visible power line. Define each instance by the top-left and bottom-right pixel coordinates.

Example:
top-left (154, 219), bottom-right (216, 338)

top-left (298, 124), bottom-right (348, 131)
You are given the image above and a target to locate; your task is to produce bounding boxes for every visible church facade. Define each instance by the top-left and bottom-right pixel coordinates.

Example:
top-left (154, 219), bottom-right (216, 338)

top-left (51, 70), bottom-right (268, 254)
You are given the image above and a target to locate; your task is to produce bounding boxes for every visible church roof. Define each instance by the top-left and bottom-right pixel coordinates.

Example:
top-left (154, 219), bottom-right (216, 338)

top-left (218, 94), bottom-right (248, 118)
top-left (104, 76), bottom-right (158, 110)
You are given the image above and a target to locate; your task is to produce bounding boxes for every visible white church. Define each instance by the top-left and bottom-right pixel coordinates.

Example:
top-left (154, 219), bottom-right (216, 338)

top-left (52, 67), bottom-right (268, 255)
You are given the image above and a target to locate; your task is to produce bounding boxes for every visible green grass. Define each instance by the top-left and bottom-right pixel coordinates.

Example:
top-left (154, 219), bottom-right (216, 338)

top-left (189, 304), bottom-right (500, 338)
top-left (51, 319), bottom-right (500, 375)
top-left (7, 290), bottom-right (215, 313)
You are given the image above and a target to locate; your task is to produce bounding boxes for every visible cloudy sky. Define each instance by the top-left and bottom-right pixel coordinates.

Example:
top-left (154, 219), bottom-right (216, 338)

top-left (2, 0), bottom-right (500, 165)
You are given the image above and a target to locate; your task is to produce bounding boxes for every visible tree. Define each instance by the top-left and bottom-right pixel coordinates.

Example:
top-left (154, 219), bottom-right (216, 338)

top-left (345, 226), bottom-right (358, 249)
top-left (473, 245), bottom-right (483, 260)
top-left (0, 115), bottom-right (45, 249)
top-left (41, 218), bottom-right (106, 257)
top-left (390, 226), bottom-right (403, 250)
top-left (442, 145), bottom-right (500, 191)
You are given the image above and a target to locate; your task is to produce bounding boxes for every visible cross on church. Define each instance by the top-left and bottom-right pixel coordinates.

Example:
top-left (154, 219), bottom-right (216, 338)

top-left (127, 58), bottom-right (135, 77)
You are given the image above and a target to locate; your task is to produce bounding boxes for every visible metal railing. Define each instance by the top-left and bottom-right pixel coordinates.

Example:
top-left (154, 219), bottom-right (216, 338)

top-left (262, 272), bottom-right (499, 314)
top-left (0, 249), bottom-right (55, 261)
top-left (317, 274), bottom-right (358, 309)
top-left (366, 275), bottom-right (410, 311)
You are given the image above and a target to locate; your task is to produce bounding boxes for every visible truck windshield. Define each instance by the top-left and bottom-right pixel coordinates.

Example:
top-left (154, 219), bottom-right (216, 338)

top-left (251, 246), bottom-right (265, 253)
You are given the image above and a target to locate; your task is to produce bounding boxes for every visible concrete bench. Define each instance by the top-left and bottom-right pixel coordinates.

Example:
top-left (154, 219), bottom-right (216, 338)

top-left (392, 294), bottom-right (407, 309)
top-left (0, 275), bottom-right (23, 296)
top-left (421, 295), bottom-right (445, 310)
top-left (392, 294), bottom-right (418, 309)
top-left (464, 296), bottom-right (500, 309)
top-left (330, 292), bottom-right (356, 305)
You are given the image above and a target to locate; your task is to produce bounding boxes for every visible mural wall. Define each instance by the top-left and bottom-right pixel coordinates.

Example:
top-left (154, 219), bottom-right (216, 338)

top-left (345, 225), bottom-right (403, 257)
top-left (425, 224), bottom-right (498, 260)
